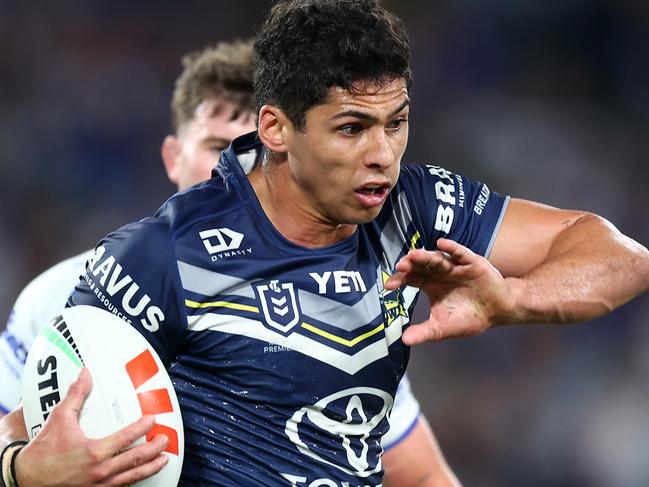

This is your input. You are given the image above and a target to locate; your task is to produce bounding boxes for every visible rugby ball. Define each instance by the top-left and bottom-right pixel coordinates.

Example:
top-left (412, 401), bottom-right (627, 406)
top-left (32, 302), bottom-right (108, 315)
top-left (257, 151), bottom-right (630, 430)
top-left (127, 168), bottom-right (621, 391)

top-left (21, 305), bottom-right (184, 486)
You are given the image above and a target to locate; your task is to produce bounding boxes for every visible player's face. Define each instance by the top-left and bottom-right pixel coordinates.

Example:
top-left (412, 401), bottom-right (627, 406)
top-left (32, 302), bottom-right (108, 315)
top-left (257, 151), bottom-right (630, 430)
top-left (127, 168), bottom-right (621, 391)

top-left (163, 98), bottom-right (255, 191)
top-left (285, 78), bottom-right (409, 226)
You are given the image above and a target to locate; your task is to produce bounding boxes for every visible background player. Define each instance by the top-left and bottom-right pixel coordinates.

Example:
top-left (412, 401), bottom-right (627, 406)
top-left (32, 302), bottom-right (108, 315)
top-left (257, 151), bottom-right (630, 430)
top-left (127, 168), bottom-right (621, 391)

top-left (0, 40), bottom-right (459, 486)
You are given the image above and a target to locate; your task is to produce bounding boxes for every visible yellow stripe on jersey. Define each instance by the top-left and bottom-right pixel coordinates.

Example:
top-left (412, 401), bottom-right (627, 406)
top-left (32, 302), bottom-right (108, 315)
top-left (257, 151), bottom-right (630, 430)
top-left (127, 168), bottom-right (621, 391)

top-left (301, 321), bottom-right (385, 347)
top-left (185, 299), bottom-right (259, 313)
top-left (410, 231), bottom-right (421, 249)
top-left (186, 299), bottom-right (389, 348)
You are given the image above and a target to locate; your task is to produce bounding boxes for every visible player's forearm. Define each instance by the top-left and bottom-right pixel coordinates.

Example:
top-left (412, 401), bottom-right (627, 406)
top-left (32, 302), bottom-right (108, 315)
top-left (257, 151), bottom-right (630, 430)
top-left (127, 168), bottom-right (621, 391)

top-left (0, 406), bottom-right (29, 487)
top-left (501, 214), bottom-right (649, 324)
top-left (0, 406), bottom-right (28, 451)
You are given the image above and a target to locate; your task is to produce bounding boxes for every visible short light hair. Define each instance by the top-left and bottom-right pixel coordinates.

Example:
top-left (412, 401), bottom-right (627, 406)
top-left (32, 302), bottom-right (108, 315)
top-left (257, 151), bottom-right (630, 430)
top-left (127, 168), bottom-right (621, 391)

top-left (171, 39), bottom-right (254, 132)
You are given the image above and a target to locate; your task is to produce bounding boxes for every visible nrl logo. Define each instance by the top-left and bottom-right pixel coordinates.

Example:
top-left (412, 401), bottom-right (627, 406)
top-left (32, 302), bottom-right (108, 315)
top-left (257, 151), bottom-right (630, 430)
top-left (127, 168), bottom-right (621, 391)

top-left (255, 280), bottom-right (301, 334)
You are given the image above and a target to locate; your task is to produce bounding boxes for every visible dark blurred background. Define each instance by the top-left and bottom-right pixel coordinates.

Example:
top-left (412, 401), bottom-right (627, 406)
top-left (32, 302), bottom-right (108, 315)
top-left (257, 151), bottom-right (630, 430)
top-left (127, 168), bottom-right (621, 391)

top-left (1, 1), bottom-right (648, 485)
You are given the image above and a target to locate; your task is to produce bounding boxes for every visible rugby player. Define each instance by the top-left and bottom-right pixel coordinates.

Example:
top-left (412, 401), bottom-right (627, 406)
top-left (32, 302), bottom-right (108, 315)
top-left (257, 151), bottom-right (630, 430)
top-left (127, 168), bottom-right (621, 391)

top-left (0, 39), bottom-right (458, 486)
top-left (3, 0), bottom-right (649, 485)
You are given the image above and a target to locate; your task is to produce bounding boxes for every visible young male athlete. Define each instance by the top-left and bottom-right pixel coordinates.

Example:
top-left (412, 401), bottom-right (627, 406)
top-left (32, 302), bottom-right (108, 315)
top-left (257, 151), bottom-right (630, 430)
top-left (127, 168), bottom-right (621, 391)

top-left (0, 39), bottom-right (459, 486)
top-left (3, 0), bottom-right (649, 485)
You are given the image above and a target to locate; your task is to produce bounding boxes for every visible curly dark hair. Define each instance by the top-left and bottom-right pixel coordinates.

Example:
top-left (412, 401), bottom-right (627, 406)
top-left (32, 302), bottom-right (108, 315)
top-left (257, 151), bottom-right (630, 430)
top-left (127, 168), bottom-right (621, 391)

top-left (171, 40), bottom-right (254, 132)
top-left (254, 0), bottom-right (411, 131)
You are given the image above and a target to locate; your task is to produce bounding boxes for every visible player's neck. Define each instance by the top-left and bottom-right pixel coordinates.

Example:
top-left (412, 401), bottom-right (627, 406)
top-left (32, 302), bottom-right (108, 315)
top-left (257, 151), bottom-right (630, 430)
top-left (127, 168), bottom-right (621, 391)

top-left (248, 161), bottom-right (357, 248)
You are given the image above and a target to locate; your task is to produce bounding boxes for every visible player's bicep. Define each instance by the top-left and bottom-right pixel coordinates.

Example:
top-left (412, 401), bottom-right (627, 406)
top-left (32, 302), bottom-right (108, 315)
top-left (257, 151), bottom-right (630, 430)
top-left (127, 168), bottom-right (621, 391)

top-left (488, 198), bottom-right (588, 277)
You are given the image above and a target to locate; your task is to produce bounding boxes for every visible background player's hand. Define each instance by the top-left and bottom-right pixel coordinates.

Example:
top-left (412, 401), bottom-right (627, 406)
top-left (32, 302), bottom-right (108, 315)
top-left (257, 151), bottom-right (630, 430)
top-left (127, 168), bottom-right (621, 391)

top-left (15, 368), bottom-right (169, 487)
top-left (385, 238), bottom-right (514, 345)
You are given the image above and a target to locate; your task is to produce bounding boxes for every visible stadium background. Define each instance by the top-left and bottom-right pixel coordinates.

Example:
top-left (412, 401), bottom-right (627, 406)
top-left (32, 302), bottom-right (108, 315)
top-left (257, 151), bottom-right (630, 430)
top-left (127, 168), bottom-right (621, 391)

top-left (1, 1), bottom-right (648, 485)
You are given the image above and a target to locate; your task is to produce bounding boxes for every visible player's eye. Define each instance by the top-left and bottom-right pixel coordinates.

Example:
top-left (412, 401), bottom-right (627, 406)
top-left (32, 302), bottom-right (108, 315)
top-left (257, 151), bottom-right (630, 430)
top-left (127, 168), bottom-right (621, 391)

top-left (338, 123), bottom-right (363, 136)
top-left (387, 118), bottom-right (408, 131)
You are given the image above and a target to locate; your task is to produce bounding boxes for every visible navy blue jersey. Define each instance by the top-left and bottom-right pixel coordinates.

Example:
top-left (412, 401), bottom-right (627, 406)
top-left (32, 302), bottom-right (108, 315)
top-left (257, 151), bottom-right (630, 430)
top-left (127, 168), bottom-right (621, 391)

top-left (69, 132), bottom-right (508, 486)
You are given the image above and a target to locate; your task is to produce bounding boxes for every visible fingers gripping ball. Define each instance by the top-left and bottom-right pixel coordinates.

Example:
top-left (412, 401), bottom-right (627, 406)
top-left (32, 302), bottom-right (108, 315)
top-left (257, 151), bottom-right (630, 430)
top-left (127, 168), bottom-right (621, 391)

top-left (21, 305), bottom-right (184, 486)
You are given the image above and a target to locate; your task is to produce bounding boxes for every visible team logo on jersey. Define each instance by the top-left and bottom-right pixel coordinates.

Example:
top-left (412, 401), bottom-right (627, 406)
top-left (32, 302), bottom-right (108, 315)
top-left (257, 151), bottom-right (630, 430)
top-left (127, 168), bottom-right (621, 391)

top-left (255, 280), bottom-right (301, 334)
top-left (378, 270), bottom-right (407, 327)
top-left (199, 228), bottom-right (244, 254)
top-left (285, 387), bottom-right (393, 478)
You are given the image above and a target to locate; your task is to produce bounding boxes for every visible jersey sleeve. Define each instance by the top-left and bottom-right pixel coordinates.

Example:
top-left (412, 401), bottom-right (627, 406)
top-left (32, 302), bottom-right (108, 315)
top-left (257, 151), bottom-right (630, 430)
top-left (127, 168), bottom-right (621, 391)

top-left (399, 164), bottom-right (509, 257)
top-left (382, 373), bottom-right (421, 451)
top-left (0, 251), bottom-right (92, 413)
top-left (68, 218), bottom-right (186, 365)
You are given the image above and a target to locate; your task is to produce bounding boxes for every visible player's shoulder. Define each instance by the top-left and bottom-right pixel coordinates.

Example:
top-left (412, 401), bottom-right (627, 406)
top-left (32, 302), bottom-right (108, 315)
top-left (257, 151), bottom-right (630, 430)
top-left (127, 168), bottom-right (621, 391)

top-left (89, 184), bottom-right (241, 279)
top-left (155, 179), bottom-right (245, 234)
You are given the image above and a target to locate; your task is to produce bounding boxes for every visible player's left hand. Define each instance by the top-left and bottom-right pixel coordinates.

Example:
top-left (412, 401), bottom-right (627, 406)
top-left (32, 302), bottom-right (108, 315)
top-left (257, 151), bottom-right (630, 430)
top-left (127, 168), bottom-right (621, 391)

top-left (384, 238), bottom-right (514, 345)
top-left (14, 368), bottom-right (169, 487)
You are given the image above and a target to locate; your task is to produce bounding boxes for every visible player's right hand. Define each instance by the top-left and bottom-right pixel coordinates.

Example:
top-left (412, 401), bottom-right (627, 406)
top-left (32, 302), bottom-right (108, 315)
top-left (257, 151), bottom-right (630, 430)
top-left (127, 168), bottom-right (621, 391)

top-left (14, 368), bottom-right (169, 486)
top-left (385, 238), bottom-right (515, 344)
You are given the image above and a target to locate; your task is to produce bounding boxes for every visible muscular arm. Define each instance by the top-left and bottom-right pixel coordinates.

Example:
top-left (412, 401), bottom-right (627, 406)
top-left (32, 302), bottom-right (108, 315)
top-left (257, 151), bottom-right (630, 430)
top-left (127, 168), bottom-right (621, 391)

top-left (489, 198), bottom-right (649, 324)
top-left (386, 198), bottom-right (649, 343)
top-left (383, 417), bottom-right (461, 487)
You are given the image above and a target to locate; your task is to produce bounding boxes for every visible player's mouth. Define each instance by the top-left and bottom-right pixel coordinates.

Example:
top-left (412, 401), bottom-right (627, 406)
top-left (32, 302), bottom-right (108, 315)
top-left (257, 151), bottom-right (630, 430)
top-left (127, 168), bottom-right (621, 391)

top-left (354, 181), bottom-right (391, 208)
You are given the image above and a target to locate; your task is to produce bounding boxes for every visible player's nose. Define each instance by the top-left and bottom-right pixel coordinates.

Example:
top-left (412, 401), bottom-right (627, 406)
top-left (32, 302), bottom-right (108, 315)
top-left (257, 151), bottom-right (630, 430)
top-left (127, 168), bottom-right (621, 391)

top-left (364, 129), bottom-right (394, 170)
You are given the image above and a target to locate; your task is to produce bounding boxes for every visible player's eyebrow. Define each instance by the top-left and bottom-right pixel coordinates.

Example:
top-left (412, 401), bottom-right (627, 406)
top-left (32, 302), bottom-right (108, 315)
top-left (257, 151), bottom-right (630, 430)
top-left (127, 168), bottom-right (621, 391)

top-left (330, 99), bottom-right (410, 123)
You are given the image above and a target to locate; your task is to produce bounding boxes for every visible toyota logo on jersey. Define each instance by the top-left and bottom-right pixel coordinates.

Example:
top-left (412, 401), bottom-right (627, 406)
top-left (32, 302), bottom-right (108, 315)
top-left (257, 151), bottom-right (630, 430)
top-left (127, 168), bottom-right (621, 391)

top-left (285, 387), bottom-right (393, 478)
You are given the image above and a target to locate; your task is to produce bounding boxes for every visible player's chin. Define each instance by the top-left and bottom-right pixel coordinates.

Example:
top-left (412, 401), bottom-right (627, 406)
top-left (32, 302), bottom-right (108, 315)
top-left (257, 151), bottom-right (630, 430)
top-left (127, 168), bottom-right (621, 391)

top-left (345, 206), bottom-right (385, 224)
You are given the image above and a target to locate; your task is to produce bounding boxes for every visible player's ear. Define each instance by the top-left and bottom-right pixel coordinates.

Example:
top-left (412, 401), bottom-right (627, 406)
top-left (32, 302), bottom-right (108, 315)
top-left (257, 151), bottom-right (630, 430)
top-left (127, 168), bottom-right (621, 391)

top-left (161, 135), bottom-right (181, 184)
top-left (257, 105), bottom-right (290, 153)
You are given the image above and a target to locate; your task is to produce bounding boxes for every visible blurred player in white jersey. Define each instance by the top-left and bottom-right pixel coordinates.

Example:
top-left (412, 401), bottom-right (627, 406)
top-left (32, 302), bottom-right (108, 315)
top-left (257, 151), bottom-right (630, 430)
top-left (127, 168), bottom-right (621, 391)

top-left (0, 40), bottom-right (460, 486)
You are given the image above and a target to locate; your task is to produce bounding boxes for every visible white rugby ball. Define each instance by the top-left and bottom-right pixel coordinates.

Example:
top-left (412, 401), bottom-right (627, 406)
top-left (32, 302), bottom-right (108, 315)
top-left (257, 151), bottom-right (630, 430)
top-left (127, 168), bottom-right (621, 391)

top-left (22, 305), bottom-right (184, 487)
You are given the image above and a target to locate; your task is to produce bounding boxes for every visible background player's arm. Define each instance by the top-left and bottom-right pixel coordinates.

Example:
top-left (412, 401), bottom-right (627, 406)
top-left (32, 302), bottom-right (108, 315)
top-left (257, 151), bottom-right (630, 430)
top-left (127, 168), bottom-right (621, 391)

top-left (0, 251), bottom-right (93, 418)
top-left (0, 299), bottom-right (39, 417)
top-left (381, 375), bottom-right (461, 486)
top-left (0, 328), bottom-right (21, 418)
top-left (383, 417), bottom-right (461, 487)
